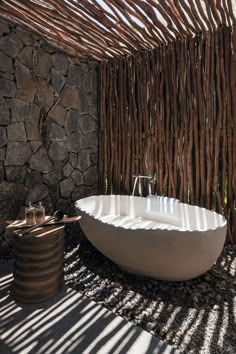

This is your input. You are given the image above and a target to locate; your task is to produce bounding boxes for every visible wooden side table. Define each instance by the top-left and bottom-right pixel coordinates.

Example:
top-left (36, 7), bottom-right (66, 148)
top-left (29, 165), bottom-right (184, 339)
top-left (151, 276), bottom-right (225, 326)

top-left (12, 225), bottom-right (65, 303)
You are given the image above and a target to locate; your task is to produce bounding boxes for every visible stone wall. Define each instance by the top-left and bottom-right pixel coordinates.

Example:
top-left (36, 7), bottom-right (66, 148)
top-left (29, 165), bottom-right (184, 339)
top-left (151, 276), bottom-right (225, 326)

top-left (0, 18), bottom-right (98, 255)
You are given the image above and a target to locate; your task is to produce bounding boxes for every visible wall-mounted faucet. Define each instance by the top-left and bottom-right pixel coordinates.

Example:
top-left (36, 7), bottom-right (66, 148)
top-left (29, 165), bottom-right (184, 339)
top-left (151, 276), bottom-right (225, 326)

top-left (132, 175), bottom-right (153, 197)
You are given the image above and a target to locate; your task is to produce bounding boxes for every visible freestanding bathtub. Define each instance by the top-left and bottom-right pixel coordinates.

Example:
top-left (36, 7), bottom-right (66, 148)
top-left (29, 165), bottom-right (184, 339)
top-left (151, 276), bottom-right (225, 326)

top-left (75, 195), bottom-right (227, 281)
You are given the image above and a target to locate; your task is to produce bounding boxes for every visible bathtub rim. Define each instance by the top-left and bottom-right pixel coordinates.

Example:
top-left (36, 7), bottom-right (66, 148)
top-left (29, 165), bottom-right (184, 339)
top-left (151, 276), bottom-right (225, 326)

top-left (75, 195), bottom-right (227, 233)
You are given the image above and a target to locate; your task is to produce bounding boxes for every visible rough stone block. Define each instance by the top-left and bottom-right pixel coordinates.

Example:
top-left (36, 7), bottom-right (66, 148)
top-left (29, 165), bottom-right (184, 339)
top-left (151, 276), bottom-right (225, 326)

top-left (67, 64), bottom-right (82, 87)
top-left (79, 91), bottom-right (88, 114)
top-left (48, 105), bottom-right (66, 127)
top-left (5, 142), bottom-right (32, 166)
top-left (71, 169), bottom-right (84, 186)
top-left (0, 33), bottom-right (23, 58)
top-left (16, 26), bottom-right (34, 45)
top-left (0, 19), bottom-right (9, 35)
top-left (17, 46), bottom-right (36, 68)
top-left (63, 162), bottom-right (73, 177)
top-left (69, 152), bottom-right (77, 168)
top-left (79, 114), bottom-right (97, 134)
top-left (65, 110), bottom-right (80, 135)
top-left (15, 60), bottom-right (35, 102)
top-left (0, 181), bottom-right (28, 221)
top-left (76, 149), bottom-right (91, 172)
top-left (30, 141), bottom-right (42, 153)
top-left (29, 146), bottom-right (53, 173)
top-left (51, 68), bottom-right (66, 93)
top-left (0, 147), bottom-right (5, 160)
top-left (36, 78), bottom-right (54, 112)
top-left (25, 184), bottom-right (49, 204)
top-left (0, 97), bottom-right (10, 125)
top-left (59, 177), bottom-right (74, 198)
top-left (5, 166), bottom-right (26, 183)
top-left (49, 141), bottom-right (68, 161)
top-left (7, 122), bottom-right (27, 142)
top-left (25, 103), bottom-right (41, 140)
top-left (0, 50), bottom-right (14, 74)
top-left (0, 127), bottom-right (7, 147)
top-left (72, 185), bottom-right (97, 201)
top-left (11, 98), bottom-right (29, 122)
top-left (25, 170), bottom-right (42, 188)
top-left (33, 48), bottom-right (51, 79)
top-left (83, 165), bottom-right (98, 186)
top-left (60, 85), bottom-right (79, 109)
top-left (0, 161), bottom-right (3, 183)
top-left (52, 52), bottom-right (68, 75)
top-left (0, 78), bottom-right (16, 97)
top-left (49, 122), bottom-right (66, 141)
top-left (43, 171), bottom-right (61, 186)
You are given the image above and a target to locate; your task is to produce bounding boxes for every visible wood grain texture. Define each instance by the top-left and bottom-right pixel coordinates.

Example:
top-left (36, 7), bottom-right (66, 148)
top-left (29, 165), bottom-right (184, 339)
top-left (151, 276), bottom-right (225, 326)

top-left (0, 0), bottom-right (235, 60)
top-left (99, 26), bottom-right (236, 243)
top-left (12, 226), bottom-right (65, 303)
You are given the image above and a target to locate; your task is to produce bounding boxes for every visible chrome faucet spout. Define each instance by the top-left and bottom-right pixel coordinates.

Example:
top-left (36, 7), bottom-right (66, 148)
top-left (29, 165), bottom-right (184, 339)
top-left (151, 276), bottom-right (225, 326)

top-left (132, 175), bottom-right (153, 197)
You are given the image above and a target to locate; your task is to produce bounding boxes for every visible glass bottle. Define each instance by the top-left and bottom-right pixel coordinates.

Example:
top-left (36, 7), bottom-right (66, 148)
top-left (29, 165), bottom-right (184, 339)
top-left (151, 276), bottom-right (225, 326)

top-left (35, 201), bottom-right (45, 224)
top-left (25, 201), bottom-right (36, 225)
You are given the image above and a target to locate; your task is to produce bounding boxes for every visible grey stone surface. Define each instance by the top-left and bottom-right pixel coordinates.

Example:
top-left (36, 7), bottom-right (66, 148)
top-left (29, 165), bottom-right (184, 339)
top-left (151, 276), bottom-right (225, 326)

top-left (0, 20), bottom-right (98, 240)
top-left (11, 98), bottom-right (29, 122)
top-left (30, 141), bottom-right (42, 152)
top-left (0, 181), bottom-right (27, 221)
top-left (43, 171), bottom-right (62, 186)
top-left (17, 46), bottom-right (36, 68)
top-left (25, 103), bottom-right (41, 140)
top-left (0, 147), bottom-right (5, 160)
top-left (83, 165), bottom-right (98, 186)
top-left (0, 78), bottom-right (16, 97)
top-left (65, 110), bottom-right (79, 134)
top-left (0, 97), bottom-right (10, 125)
top-left (0, 161), bottom-right (3, 183)
top-left (5, 142), bottom-right (32, 166)
top-left (35, 78), bottom-right (54, 112)
top-left (71, 169), bottom-right (84, 186)
top-left (25, 183), bottom-right (49, 204)
top-left (69, 152), bottom-right (77, 168)
top-left (51, 68), bottom-right (66, 93)
top-left (0, 50), bottom-right (14, 74)
top-left (52, 52), bottom-right (68, 75)
top-left (79, 91), bottom-right (88, 114)
top-left (76, 149), bottom-right (91, 172)
top-left (7, 122), bottom-right (27, 142)
top-left (16, 26), bottom-right (34, 45)
top-left (67, 64), bottom-right (82, 87)
top-left (60, 177), bottom-right (74, 198)
top-left (0, 33), bottom-right (23, 58)
top-left (60, 85), bottom-right (79, 109)
top-left (15, 60), bottom-right (35, 102)
top-left (48, 105), bottom-right (66, 127)
top-left (33, 48), bottom-right (51, 79)
top-left (72, 185), bottom-right (97, 201)
top-left (0, 18), bottom-right (9, 35)
top-left (50, 123), bottom-right (66, 141)
top-left (79, 114), bottom-right (97, 134)
top-left (0, 127), bottom-right (7, 147)
top-left (25, 170), bottom-right (42, 188)
top-left (29, 146), bottom-right (53, 173)
top-left (5, 166), bottom-right (26, 183)
top-left (49, 141), bottom-right (68, 161)
top-left (63, 162), bottom-right (73, 177)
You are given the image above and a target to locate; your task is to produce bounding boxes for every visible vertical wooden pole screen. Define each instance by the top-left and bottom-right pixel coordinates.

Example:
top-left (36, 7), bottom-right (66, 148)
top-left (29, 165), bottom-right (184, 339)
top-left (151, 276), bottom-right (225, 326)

top-left (99, 26), bottom-right (236, 243)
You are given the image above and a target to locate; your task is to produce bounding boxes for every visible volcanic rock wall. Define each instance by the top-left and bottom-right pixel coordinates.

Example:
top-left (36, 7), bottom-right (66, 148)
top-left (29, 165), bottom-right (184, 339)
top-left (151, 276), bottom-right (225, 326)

top-left (0, 18), bottom-right (98, 255)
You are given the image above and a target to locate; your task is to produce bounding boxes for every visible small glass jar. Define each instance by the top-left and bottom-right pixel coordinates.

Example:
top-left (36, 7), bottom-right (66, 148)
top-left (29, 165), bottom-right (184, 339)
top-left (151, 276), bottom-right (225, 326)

top-left (35, 201), bottom-right (45, 224)
top-left (25, 201), bottom-right (36, 225)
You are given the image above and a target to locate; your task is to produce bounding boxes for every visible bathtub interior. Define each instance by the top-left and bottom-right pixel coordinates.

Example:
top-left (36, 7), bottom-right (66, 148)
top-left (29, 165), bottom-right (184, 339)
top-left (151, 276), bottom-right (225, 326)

top-left (76, 195), bottom-right (226, 231)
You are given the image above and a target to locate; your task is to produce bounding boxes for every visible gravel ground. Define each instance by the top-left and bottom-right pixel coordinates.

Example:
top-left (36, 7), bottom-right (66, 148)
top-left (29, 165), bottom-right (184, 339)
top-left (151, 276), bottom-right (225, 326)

top-left (64, 224), bottom-right (236, 354)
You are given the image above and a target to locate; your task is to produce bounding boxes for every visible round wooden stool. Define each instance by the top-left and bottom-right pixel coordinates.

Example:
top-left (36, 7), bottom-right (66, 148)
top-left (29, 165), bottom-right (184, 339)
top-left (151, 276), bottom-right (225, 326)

top-left (12, 225), bottom-right (65, 303)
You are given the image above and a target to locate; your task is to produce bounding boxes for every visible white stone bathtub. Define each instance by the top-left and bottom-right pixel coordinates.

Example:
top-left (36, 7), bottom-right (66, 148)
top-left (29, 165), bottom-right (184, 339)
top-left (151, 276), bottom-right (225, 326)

top-left (75, 195), bottom-right (227, 281)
